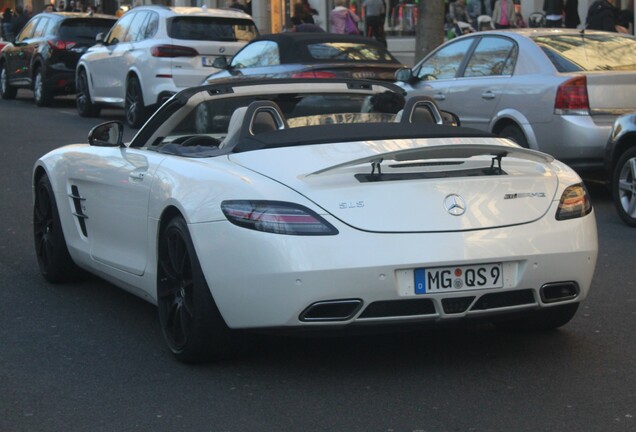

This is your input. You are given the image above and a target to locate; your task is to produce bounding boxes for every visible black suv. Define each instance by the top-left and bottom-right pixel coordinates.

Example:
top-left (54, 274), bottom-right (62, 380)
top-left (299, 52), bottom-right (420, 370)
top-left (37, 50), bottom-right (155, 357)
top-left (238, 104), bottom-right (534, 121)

top-left (0, 12), bottom-right (115, 106)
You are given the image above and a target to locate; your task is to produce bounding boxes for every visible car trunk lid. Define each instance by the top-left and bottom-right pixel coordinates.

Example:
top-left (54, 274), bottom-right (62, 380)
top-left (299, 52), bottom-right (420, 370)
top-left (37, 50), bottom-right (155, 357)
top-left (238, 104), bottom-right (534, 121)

top-left (229, 138), bottom-right (560, 232)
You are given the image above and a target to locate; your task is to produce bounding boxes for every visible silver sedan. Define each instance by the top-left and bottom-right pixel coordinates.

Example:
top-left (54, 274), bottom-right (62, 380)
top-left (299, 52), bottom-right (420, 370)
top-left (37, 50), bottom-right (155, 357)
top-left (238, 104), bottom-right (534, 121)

top-left (396, 28), bottom-right (636, 174)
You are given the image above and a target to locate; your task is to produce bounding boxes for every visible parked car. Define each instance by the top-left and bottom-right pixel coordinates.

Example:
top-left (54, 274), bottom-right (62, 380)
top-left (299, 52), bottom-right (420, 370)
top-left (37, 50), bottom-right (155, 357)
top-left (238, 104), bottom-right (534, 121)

top-left (605, 113), bottom-right (636, 226)
top-left (396, 29), bottom-right (636, 174)
top-left (0, 12), bottom-right (116, 106)
top-left (33, 78), bottom-right (597, 363)
top-left (203, 32), bottom-right (403, 83)
top-left (76, 6), bottom-right (258, 128)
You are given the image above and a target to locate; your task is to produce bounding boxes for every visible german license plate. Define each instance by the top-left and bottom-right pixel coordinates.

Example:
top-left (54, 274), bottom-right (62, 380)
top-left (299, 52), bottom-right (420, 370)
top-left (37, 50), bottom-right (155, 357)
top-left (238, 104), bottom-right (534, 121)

top-left (202, 56), bottom-right (215, 67)
top-left (414, 263), bottom-right (503, 294)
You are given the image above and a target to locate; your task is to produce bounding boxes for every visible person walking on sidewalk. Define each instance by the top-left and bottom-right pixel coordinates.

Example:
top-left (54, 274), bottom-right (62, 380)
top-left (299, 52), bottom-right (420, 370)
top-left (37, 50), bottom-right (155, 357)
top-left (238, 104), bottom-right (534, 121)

top-left (363, 0), bottom-right (386, 43)
top-left (329, 0), bottom-right (360, 34)
top-left (543, 0), bottom-right (564, 27)
top-left (492, 0), bottom-right (516, 29)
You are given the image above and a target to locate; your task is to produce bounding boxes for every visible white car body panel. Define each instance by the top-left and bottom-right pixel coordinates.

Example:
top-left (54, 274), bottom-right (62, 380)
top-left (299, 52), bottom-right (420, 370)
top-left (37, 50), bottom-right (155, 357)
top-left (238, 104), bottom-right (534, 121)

top-left (34, 79), bottom-right (598, 334)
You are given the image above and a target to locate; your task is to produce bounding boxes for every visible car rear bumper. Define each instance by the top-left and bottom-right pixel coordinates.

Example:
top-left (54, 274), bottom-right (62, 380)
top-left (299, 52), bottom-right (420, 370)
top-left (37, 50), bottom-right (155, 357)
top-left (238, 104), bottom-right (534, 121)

top-left (534, 114), bottom-right (614, 172)
top-left (190, 207), bottom-right (598, 330)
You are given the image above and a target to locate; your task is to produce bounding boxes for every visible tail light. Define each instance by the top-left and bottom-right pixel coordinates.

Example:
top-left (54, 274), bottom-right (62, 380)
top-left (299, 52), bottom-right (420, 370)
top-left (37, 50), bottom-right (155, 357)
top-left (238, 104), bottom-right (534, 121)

top-left (48, 40), bottom-right (77, 50)
top-left (291, 71), bottom-right (337, 79)
top-left (221, 200), bottom-right (338, 235)
top-left (554, 76), bottom-right (589, 115)
top-left (556, 183), bottom-right (592, 220)
top-left (150, 45), bottom-right (199, 58)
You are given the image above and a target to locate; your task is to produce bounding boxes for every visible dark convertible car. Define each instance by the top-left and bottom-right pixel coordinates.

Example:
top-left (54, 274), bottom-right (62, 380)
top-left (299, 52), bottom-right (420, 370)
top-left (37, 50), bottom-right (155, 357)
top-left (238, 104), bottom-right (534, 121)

top-left (203, 32), bottom-right (403, 83)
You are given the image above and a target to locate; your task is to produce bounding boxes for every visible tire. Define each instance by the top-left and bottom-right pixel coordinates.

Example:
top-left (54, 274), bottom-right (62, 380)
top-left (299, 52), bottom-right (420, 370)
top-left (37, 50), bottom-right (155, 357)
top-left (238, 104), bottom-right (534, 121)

top-left (157, 216), bottom-right (246, 363)
top-left (499, 124), bottom-right (528, 148)
top-left (76, 69), bottom-right (101, 118)
top-left (33, 173), bottom-right (84, 283)
top-left (0, 61), bottom-right (17, 100)
top-left (33, 67), bottom-right (53, 107)
top-left (124, 76), bottom-right (147, 129)
top-left (495, 303), bottom-right (579, 331)
top-left (612, 146), bottom-right (636, 227)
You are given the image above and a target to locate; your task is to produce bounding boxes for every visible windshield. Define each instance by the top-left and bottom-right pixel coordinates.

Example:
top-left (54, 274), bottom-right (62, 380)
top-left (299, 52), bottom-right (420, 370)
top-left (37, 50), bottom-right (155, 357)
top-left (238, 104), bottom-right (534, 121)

top-left (306, 42), bottom-right (397, 63)
top-left (58, 18), bottom-right (116, 41)
top-left (168, 17), bottom-right (258, 42)
top-left (533, 34), bottom-right (636, 72)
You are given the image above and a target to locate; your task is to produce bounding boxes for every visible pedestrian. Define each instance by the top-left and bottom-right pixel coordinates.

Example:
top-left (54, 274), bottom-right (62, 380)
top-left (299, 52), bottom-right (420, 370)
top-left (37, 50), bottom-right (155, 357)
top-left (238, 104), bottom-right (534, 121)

top-left (228, 0), bottom-right (248, 14)
top-left (564, 0), bottom-right (581, 28)
top-left (293, 1), bottom-right (314, 24)
top-left (450, 0), bottom-right (472, 24)
top-left (585, 0), bottom-right (618, 31)
top-left (11, 6), bottom-right (30, 37)
top-left (290, 16), bottom-right (325, 32)
top-left (2, 8), bottom-right (13, 41)
top-left (329, 0), bottom-right (360, 35)
top-left (362, 0), bottom-right (386, 43)
top-left (543, 0), bottom-right (564, 27)
top-left (492, 0), bottom-right (515, 29)
top-left (468, 0), bottom-right (492, 30)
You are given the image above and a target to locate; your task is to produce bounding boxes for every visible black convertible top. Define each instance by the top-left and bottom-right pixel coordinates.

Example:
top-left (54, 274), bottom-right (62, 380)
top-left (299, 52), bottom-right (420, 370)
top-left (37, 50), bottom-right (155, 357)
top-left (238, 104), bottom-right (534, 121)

top-left (234, 123), bottom-right (496, 153)
top-left (247, 33), bottom-right (400, 64)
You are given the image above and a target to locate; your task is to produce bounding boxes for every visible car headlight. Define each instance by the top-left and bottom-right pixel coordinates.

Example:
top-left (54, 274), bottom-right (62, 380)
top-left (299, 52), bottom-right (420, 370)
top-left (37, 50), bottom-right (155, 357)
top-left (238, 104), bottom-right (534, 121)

top-left (556, 183), bottom-right (592, 221)
top-left (221, 200), bottom-right (338, 235)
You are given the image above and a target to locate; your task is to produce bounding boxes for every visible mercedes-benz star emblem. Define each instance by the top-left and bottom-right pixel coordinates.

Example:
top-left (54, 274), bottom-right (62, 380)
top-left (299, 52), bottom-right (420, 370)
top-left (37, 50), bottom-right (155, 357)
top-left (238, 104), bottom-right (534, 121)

top-left (444, 194), bottom-right (466, 216)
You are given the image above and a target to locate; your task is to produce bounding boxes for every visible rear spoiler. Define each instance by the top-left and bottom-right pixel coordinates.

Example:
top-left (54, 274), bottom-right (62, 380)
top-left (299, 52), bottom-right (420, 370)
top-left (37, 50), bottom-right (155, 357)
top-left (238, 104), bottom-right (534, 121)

top-left (305, 143), bottom-right (554, 177)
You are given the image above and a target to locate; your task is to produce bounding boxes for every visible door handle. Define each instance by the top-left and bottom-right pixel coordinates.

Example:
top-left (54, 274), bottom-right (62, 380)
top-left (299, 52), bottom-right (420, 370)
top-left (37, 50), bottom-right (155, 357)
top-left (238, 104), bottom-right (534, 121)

top-left (481, 91), bottom-right (496, 100)
top-left (129, 171), bottom-right (146, 181)
top-left (433, 93), bottom-right (446, 101)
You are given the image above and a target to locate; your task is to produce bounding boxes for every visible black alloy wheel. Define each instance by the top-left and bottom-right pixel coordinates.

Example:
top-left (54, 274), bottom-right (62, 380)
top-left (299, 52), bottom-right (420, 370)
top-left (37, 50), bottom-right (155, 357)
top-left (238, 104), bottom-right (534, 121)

top-left (33, 174), bottom-right (83, 283)
top-left (125, 76), bottom-right (147, 129)
top-left (76, 69), bottom-right (101, 118)
top-left (157, 216), bottom-right (244, 363)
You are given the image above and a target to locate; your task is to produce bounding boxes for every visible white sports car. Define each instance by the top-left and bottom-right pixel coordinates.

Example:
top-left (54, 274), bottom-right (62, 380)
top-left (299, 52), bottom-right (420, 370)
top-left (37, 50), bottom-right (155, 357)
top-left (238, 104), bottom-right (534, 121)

top-left (33, 79), bottom-right (598, 362)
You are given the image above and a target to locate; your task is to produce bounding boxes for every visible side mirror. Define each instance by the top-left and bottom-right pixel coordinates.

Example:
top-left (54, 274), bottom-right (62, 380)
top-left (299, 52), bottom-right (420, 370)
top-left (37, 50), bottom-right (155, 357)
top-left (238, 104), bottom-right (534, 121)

top-left (88, 121), bottom-right (124, 147)
top-left (95, 32), bottom-right (104, 44)
top-left (395, 67), bottom-right (414, 83)
top-left (212, 56), bottom-right (228, 69)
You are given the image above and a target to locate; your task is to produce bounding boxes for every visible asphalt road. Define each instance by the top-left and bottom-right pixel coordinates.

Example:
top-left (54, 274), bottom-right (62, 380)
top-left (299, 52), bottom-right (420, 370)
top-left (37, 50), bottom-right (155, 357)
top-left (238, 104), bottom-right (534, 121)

top-left (1, 92), bottom-right (635, 432)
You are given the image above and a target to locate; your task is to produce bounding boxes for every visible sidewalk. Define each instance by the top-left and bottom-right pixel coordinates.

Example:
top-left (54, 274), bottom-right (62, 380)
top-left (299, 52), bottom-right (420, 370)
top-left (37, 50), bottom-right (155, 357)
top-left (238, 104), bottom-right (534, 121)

top-left (387, 36), bottom-right (417, 67)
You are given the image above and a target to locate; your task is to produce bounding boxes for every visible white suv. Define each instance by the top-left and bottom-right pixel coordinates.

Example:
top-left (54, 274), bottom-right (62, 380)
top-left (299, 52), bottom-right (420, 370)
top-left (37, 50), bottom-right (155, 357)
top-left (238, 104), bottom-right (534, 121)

top-left (76, 6), bottom-right (258, 128)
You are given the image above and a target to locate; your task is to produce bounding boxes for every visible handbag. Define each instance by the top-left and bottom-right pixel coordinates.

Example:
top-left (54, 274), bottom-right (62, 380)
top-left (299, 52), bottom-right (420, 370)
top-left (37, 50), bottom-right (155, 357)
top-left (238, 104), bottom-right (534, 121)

top-left (344, 11), bottom-right (360, 35)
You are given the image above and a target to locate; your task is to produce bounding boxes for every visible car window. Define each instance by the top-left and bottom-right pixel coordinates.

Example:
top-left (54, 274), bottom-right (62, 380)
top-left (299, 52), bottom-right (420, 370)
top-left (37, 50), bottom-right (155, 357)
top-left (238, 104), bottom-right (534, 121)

top-left (168, 17), bottom-right (258, 42)
top-left (105, 12), bottom-right (135, 45)
top-left (463, 36), bottom-right (517, 77)
top-left (58, 18), bottom-right (116, 41)
top-left (306, 42), bottom-right (396, 63)
top-left (532, 34), bottom-right (636, 72)
top-left (32, 17), bottom-right (50, 38)
top-left (144, 12), bottom-right (159, 39)
top-left (416, 38), bottom-right (474, 81)
top-left (16, 18), bottom-right (38, 42)
top-left (125, 11), bottom-right (148, 42)
top-left (231, 41), bottom-right (279, 68)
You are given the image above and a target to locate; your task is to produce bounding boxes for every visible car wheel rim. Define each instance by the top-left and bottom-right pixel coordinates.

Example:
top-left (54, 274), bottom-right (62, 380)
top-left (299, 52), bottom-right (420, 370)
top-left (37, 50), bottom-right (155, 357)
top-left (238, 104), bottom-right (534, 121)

top-left (618, 157), bottom-right (636, 218)
top-left (1, 68), bottom-right (7, 94)
top-left (33, 183), bottom-right (55, 269)
top-left (125, 81), bottom-right (139, 126)
top-left (77, 73), bottom-right (87, 110)
top-left (34, 73), bottom-right (42, 102)
top-left (158, 228), bottom-right (194, 350)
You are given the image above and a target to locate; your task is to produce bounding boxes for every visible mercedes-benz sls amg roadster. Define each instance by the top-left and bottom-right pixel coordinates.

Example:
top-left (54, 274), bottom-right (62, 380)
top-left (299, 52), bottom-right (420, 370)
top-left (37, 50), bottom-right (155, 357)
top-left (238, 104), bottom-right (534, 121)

top-left (33, 79), bottom-right (598, 362)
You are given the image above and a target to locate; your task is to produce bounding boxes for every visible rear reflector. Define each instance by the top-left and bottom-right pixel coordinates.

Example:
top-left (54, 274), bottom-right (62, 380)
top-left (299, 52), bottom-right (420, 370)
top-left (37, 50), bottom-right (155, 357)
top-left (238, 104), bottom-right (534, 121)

top-left (554, 76), bottom-right (589, 115)
top-left (151, 44), bottom-right (199, 58)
